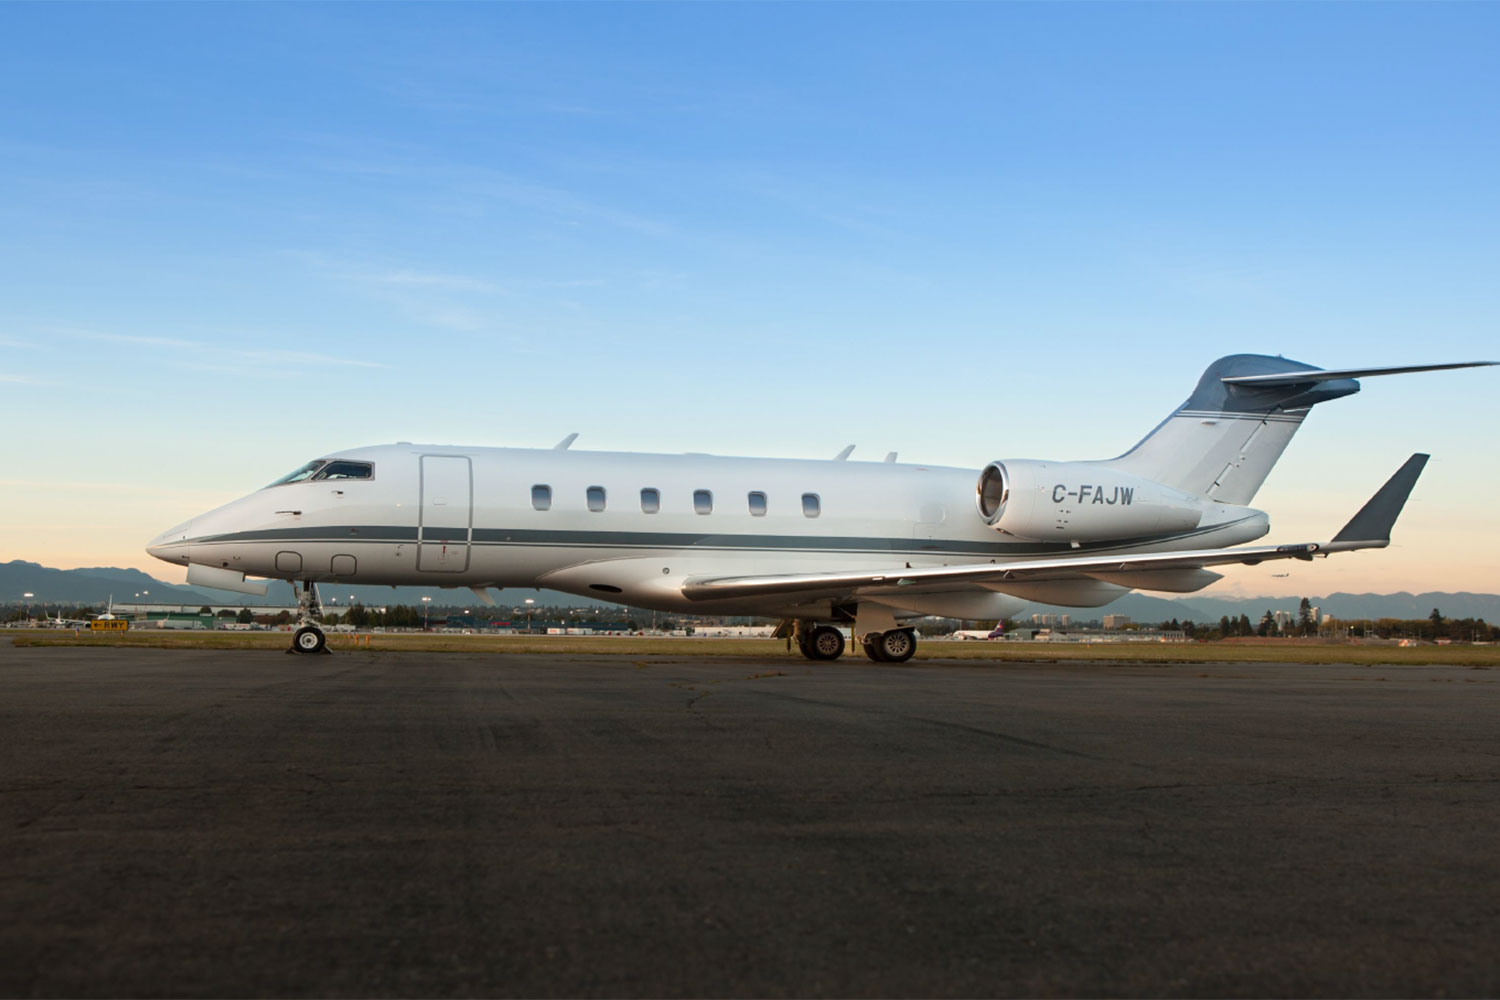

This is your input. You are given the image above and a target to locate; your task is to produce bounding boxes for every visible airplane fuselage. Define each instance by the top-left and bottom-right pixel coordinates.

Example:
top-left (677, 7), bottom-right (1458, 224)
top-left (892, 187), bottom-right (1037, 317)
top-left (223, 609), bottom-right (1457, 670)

top-left (148, 443), bottom-right (1270, 619)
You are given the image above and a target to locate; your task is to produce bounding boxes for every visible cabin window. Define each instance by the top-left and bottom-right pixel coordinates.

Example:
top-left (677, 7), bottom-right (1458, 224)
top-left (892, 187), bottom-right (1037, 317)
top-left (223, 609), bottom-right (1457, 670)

top-left (268, 460), bottom-right (325, 487)
top-left (693, 489), bottom-right (713, 515)
top-left (748, 491), bottom-right (767, 516)
top-left (586, 486), bottom-right (606, 512)
top-left (802, 493), bottom-right (821, 518)
top-left (641, 488), bottom-right (660, 514)
top-left (316, 460), bottom-right (374, 481)
top-left (531, 484), bottom-right (552, 511)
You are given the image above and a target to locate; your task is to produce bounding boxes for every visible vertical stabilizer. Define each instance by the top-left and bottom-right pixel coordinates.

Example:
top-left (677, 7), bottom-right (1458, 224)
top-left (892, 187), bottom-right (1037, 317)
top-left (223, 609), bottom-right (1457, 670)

top-left (1098, 355), bottom-right (1361, 505)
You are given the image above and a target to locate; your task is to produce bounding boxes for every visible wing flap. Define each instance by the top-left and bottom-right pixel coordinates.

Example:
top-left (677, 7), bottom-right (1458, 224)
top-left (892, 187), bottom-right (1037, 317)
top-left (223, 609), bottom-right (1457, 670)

top-left (680, 542), bottom-right (1321, 602)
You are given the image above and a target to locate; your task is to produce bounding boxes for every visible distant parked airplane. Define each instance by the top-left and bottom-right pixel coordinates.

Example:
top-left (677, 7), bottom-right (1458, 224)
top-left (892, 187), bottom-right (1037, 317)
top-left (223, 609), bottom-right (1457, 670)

top-left (147, 355), bottom-right (1494, 658)
top-left (44, 596), bottom-right (120, 628)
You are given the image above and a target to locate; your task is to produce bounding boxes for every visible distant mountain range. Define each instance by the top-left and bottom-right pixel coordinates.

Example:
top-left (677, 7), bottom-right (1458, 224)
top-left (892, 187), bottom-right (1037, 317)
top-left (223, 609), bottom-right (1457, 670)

top-left (0, 561), bottom-right (612, 612)
top-left (3, 560), bottom-right (1497, 622)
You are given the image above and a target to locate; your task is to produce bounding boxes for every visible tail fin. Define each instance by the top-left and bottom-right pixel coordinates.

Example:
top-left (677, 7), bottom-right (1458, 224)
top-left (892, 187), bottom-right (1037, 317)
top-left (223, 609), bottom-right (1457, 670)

top-left (1099, 355), bottom-right (1350, 504)
top-left (1100, 355), bottom-right (1493, 504)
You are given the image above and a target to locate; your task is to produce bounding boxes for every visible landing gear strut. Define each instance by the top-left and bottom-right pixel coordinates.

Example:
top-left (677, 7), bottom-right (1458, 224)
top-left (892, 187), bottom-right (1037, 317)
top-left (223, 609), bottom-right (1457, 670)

top-left (288, 580), bottom-right (329, 655)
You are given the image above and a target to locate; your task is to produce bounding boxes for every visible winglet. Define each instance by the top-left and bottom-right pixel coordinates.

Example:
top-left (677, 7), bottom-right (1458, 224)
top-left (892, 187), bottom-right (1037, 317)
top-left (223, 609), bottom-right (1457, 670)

top-left (1327, 453), bottom-right (1429, 549)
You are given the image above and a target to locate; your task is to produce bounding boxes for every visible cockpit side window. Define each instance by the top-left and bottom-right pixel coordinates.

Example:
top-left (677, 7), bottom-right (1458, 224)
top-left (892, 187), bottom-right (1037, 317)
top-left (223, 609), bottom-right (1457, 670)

top-left (268, 460), bottom-right (326, 487)
top-left (316, 461), bottom-right (374, 481)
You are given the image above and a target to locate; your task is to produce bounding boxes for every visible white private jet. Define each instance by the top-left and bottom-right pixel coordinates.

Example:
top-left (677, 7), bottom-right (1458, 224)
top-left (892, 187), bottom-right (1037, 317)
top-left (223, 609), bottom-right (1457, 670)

top-left (148, 354), bottom-right (1493, 657)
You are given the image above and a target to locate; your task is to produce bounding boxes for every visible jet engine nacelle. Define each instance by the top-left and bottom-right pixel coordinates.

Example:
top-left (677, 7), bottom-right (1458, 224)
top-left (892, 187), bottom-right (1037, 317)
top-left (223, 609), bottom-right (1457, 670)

top-left (976, 460), bottom-right (1206, 542)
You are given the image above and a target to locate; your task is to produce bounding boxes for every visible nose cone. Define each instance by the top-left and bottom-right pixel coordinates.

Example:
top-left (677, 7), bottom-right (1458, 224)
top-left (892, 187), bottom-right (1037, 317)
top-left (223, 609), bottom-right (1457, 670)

top-left (146, 519), bottom-right (193, 564)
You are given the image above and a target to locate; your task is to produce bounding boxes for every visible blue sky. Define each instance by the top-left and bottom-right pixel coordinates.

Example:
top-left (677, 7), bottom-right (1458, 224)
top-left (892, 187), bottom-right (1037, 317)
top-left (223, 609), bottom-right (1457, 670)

top-left (1, 2), bottom-right (1496, 595)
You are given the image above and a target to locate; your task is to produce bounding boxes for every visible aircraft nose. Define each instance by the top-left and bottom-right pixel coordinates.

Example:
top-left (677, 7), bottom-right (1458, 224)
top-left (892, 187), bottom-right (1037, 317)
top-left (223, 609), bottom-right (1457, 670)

top-left (146, 520), bottom-right (193, 563)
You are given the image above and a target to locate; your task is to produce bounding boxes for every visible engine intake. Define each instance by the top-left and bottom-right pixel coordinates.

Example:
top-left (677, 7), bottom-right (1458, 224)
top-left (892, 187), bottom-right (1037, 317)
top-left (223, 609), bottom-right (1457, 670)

top-left (976, 460), bottom-right (1205, 542)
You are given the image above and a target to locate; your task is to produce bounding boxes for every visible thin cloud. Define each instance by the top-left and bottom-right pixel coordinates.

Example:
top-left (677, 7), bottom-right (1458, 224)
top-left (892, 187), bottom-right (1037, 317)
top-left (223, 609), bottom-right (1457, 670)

top-left (0, 374), bottom-right (41, 384)
top-left (39, 326), bottom-right (388, 370)
top-left (285, 252), bottom-right (506, 334)
top-left (408, 305), bottom-right (487, 332)
top-left (234, 348), bottom-right (386, 369)
top-left (171, 360), bottom-right (290, 378)
top-left (306, 152), bottom-right (675, 238)
top-left (290, 254), bottom-right (503, 294)
top-left (72, 330), bottom-right (198, 349)
top-left (0, 478), bottom-right (233, 500)
top-left (360, 269), bottom-right (502, 293)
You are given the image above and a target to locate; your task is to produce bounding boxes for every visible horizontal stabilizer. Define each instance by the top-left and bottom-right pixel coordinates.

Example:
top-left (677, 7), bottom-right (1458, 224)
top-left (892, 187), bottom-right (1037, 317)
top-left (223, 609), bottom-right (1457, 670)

top-left (1222, 361), bottom-right (1496, 387)
top-left (1328, 453), bottom-right (1429, 548)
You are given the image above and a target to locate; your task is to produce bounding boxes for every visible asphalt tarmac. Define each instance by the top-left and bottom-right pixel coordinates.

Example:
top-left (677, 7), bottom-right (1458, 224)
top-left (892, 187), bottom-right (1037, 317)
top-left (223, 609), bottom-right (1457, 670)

top-left (2, 645), bottom-right (1498, 998)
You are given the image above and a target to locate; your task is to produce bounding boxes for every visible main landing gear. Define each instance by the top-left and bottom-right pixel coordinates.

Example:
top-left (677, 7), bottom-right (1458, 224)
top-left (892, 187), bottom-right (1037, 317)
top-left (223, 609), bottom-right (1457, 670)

top-left (861, 627), bottom-right (916, 663)
top-left (796, 623), bottom-right (846, 661)
top-left (288, 580), bottom-right (329, 655)
top-left (790, 618), bottom-right (917, 663)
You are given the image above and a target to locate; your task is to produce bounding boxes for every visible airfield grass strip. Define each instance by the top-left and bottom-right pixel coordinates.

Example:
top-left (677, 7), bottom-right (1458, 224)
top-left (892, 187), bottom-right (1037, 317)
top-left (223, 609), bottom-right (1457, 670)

top-left (6, 631), bottom-right (1499, 666)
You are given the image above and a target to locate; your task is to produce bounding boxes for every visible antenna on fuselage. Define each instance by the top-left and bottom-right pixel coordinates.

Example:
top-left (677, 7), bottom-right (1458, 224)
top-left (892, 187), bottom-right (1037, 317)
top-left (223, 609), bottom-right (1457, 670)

top-left (884, 452), bottom-right (897, 463)
top-left (553, 433), bottom-right (579, 451)
top-left (833, 445), bottom-right (854, 461)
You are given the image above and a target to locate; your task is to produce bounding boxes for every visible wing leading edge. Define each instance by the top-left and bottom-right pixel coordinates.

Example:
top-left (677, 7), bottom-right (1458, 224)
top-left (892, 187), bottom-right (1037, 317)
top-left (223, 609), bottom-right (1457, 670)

top-left (681, 454), bottom-right (1429, 604)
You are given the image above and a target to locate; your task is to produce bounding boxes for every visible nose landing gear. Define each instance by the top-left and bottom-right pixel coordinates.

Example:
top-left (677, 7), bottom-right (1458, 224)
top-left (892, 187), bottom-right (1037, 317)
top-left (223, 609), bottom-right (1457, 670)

top-left (287, 580), bottom-right (330, 655)
top-left (292, 625), bottom-right (327, 654)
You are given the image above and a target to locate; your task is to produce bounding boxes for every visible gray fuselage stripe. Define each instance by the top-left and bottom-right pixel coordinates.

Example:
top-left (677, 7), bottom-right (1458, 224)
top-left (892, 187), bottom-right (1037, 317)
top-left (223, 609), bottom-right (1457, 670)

top-left (186, 516), bottom-right (1260, 559)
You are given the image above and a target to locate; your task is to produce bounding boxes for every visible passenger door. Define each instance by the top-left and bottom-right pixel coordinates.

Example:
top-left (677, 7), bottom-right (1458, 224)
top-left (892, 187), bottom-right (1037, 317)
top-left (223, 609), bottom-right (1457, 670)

top-left (418, 455), bottom-right (472, 572)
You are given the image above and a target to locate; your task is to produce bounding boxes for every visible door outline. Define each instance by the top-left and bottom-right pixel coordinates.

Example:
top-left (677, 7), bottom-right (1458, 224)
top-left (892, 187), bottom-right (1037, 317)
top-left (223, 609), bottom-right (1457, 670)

top-left (418, 455), bottom-right (472, 573)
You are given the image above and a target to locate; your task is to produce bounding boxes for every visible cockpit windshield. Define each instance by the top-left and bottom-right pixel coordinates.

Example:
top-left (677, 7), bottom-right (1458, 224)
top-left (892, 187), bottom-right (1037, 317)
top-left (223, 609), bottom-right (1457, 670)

top-left (266, 459), bottom-right (375, 488)
top-left (268, 460), bottom-right (326, 487)
top-left (319, 461), bottom-right (374, 481)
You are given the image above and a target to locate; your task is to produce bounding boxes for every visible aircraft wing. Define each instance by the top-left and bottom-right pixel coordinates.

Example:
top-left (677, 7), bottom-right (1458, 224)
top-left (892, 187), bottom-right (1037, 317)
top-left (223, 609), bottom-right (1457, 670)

top-left (681, 454), bottom-right (1428, 603)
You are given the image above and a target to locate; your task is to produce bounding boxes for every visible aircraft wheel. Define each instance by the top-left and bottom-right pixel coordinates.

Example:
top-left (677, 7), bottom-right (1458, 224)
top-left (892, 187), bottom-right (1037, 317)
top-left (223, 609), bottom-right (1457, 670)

top-left (292, 625), bottom-right (327, 654)
top-left (807, 625), bottom-right (846, 661)
top-left (862, 636), bottom-right (887, 662)
top-left (876, 628), bottom-right (916, 663)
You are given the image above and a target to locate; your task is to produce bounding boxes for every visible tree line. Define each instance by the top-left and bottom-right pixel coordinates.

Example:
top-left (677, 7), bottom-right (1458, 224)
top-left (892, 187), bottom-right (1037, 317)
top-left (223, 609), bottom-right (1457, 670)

top-left (1155, 602), bottom-right (1497, 642)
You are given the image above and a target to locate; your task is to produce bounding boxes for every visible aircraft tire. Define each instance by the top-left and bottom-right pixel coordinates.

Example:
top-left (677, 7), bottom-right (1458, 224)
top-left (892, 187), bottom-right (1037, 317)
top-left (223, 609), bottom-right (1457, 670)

top-left (862, 636), bottom-right (887, 662)
top-left (807, 625), bottom-right (845, 661)
top-left (876, 628), bottom-right (916, 663)
top-left (293, 625), bottom-right (327, 654)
